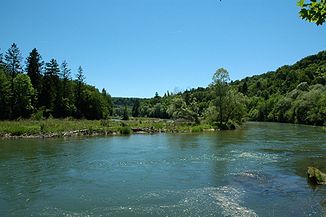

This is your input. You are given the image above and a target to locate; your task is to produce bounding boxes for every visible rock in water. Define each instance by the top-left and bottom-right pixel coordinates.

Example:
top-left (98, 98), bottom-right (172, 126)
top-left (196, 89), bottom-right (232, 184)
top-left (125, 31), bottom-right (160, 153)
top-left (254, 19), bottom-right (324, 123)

top-left (307, 167), bottom-right (326, 185)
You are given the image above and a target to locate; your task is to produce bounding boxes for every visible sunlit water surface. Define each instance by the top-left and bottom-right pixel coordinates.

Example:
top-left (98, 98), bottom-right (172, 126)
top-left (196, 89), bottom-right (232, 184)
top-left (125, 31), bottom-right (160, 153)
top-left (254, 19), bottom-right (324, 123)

top-left (0, 122), bottom-right (325, 216)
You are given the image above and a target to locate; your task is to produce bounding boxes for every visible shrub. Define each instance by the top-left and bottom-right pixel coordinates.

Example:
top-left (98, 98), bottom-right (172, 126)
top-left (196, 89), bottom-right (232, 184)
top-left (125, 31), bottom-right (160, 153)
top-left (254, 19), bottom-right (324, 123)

top-left (120, 126), bottom-right (131, 135)
top-left (100, 119), bottom-right (110, 127)
top-left (191, 125), bottom-right (203, 132)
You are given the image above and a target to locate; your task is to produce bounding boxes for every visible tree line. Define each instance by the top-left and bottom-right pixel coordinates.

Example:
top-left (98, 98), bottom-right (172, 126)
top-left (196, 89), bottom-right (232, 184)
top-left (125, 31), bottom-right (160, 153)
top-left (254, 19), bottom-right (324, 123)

top-left (0, 43), bottom-right (113, 120)
top-left (114, 51), bottom-right (326, 127)
top-left (235, 51), bottom-right (326, 125)
top-left (1, 43), bottom-right (324, 128)
top-left (113, 68), bottom-right (247, 129)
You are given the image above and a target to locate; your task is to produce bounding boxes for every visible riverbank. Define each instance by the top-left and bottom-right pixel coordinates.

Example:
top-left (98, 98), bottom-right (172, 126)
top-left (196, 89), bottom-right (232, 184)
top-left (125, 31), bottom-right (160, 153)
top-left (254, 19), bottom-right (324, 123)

top-left (0, 118), bottom-right (215, 139)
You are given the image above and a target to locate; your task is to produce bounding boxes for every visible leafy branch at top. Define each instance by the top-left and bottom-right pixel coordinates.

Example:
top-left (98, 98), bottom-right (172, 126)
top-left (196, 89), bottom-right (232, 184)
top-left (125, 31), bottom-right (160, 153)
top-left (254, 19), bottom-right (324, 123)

top-left (297, 0), bottom-right (326, 25)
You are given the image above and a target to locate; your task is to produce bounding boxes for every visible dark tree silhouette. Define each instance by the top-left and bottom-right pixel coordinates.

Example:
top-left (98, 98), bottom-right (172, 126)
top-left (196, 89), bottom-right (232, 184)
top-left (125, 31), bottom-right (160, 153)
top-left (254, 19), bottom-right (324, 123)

top-left (40, 59), bottom-right (60, 113)
top-left (26, 48), bottom-right (43, 107)
top-left (5, 43), bottom-right (23, 118)
top-left (75, 66), bottom-right (85, 118)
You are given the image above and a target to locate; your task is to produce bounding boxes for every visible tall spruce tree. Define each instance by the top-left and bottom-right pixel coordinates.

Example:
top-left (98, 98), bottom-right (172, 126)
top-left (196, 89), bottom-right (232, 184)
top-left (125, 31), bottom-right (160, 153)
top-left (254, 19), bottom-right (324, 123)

top-left (75, 66), bottom-right (85, 118)
top-left (102, 88), bottom-right (113, 116)
top-left (5, 43), bottom-right (22, 77)
top-left (122, 105), bottom-right (129, 120)
top-left (61, 60), bottom-right (71, 98)
top-left (5, 43), bottom-right (23, 118)
top-left (59, 61), bottom-right (75, 117)
top-left (26, 48), bottom-right (43, 107)
top-left (132, 100), bottom-right (140, 117)
top-left (40, 59), bottom-right (60, 114)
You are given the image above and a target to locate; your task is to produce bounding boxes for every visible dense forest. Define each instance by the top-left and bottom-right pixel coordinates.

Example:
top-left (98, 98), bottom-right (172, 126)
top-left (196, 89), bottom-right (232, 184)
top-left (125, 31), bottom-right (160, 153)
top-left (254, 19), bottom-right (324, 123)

top-left (113, 51), bottom-right (326, 127)
top-left (234, 51), bottom-right (325, 125)
top-left (0, 43), bottom-right (325, 128)
top-left (0, 43), bottom-right (113, 120)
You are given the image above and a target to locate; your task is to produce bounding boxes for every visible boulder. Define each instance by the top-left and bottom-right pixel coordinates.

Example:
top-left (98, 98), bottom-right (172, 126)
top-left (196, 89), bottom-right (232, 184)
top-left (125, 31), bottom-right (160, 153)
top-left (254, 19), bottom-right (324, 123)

top-left (307, 167), bottom-right (326, 185)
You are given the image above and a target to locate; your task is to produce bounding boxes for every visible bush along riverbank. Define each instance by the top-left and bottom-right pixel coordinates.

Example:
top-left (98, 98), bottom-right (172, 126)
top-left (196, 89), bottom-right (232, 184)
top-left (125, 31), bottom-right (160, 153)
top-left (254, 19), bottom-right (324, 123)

top-left (0, 118), bottom-right (216, 139)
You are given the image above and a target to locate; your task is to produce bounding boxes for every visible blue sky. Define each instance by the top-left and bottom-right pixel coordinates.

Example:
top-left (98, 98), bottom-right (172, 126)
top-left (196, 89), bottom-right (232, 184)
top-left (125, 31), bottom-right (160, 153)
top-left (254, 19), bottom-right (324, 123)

top-left (1, 0), bottom-right (325, 97)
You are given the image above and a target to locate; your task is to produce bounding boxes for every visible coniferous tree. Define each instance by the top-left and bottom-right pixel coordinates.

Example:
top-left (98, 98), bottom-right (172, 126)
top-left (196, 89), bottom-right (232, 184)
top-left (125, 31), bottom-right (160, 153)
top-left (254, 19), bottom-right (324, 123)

top-left (26, 48), bottom-right (43, 107)
top-left (75, 66), bottom-right (85, 118)
top-left (238, 80), bottom-right (248, 95)
top-left (122, 105), bottom-right (129, 120)
top-left (59, 61), bottom-right (75, 117)
top-left (132, 100), bottom-right (140, 117)
top-left (5, 43), bottom-right (22, 77)
top-left (102, 88), bottom-right (113, 116)
top-left (0, 68), bottom-right (10, 119)
top-left (5, 43), bottom-right (23, 118)
top-left (40, 59), bottom-right (60, 115)
top-left (61, 60), bottom-right (71, 98)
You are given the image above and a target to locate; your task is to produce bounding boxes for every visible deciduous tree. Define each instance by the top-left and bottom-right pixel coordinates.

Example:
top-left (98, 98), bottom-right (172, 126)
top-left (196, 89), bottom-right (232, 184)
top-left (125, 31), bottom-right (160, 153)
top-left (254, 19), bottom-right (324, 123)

top-left (298, 0), bottom-right (326, 25)
top-left (212, 68), bottom-right (230, 128)
top-left (13, 74), bottom-right (35, 118)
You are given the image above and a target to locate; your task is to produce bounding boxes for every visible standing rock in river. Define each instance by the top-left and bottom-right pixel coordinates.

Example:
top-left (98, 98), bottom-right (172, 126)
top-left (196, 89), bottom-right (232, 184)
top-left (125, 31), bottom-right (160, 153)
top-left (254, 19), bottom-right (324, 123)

top-left (307, 167), bottom-right (326, 185)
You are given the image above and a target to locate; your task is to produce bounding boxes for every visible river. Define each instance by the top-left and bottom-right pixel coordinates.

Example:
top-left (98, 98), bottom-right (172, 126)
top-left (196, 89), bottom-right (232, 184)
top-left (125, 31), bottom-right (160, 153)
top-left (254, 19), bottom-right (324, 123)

top-left (0, 122), bottom-right (325, 216)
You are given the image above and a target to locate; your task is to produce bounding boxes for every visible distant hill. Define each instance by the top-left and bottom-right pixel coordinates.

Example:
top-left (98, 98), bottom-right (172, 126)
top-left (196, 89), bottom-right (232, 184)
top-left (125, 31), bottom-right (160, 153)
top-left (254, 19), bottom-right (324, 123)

top-left (234, 51), bottom-right (326, 97)
top-left (233, 51), bottom-right (325, 124)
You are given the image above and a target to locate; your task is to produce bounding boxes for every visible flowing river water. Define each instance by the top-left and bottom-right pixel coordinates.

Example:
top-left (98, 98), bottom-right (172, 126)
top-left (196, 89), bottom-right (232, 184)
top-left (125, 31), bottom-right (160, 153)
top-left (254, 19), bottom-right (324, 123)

top-left (0, 122), bottom-right (325, 216)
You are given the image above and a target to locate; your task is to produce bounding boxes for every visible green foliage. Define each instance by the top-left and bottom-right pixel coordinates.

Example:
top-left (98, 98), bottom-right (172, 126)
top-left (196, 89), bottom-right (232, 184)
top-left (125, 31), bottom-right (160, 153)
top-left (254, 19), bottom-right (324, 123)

top-left (100, 119), bottom-right (110, 127)
top-left (61, 61), bottom-right (73, 100)
top-left (167, 96), bottom-right (198, 122)
top-left (26, 48), bottom-right (43, 106)
top-left (235, 51), bottom-right (326, 126)
top-left (209, 68), bottom-right (246, 129)
top-left (0, 68), bottom-right (11, 119)
top-left (31, 108), bottom-right (45, 121)
top-left (122, 106), bottom-right (129, 120)
top-left (13, 74), bottom-right (35, 118)
top-left (298, 0), bottom-right (326, 25)
top-left (5, 43), bottom-right (22, 77)
top-left (0, 44), bottom-right (114, 121)
top-left (102, 88), bottom-right (113, 116)
top-left (0, 42), bottom-right (324, 129)
top-left (191, 125), bottom-right (204, 132)
top-left (40, 58), bottom-right (60, 112)
top-left (75, 66), bottom-right (85, 118)
top-left (119, 125), bottom-right (131, 135)
top-left (132, 100), bottom-right (141, 117)
top-left (212, 68), bottom-right (230, 127)
top-left (0, 118), bottom-right (213, 137)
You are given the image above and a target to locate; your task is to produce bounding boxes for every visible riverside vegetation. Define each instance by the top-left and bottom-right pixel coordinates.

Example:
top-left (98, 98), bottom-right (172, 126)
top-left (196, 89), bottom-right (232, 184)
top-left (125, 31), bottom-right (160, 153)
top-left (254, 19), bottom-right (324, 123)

top-left (0, 118), bottom-right (215, 138)
top-left (0, 44), bottom-right (325, 137)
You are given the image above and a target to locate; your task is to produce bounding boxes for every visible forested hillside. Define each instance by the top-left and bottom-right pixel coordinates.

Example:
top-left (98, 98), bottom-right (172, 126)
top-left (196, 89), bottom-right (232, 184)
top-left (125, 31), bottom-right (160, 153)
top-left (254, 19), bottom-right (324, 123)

top-left (235, 51), bottom-right (325, 125)
top-left (114, 51), bottom-right (326, 126)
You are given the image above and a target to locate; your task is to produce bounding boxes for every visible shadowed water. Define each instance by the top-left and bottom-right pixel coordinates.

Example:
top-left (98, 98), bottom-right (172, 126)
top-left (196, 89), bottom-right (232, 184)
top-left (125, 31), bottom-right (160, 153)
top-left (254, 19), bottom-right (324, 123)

top-left (0, 122), bottom-right (325, 216)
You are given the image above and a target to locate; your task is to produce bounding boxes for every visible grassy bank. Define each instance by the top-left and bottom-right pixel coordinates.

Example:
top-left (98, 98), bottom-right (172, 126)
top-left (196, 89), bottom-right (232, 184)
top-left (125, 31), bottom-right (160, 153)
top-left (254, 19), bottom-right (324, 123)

top-left (0, 118), bottom-right (215, 138)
